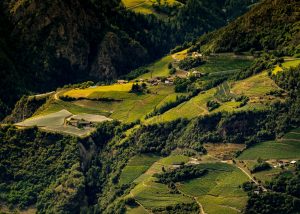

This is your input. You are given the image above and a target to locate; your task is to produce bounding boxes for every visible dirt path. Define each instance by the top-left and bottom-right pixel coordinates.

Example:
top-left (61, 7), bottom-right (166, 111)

top-left (130, 192), bottom-right (152, 214)
top-left (31, 91), bottom-right (55, 98)
top-left (194, 197), bottom-right (206, 214)
top-left (177, 188), bottom-right (206, 214)
top-left (236, 165), bottom-right (267, 192)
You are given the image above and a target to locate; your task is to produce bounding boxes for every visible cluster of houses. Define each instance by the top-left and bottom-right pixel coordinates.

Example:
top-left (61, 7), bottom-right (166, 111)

top-left (271, 160), bottom-right (298, 168)
top-left (65, 114), bottom-right (112, 128)
top-left (146, 77), bottom-right (175, 86)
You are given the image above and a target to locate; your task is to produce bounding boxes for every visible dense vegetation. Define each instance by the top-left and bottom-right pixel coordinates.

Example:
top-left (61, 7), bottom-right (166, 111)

top-left (155, 165), bottom-right (208, 184)
top-left (0, 0), bottom-right (257, 120)
top-left (193, 0), bottom-right (300, 55)
top-left (245, 164), bottom-right (300, 214)
top-left (0, 126), bottom-right (82, 212)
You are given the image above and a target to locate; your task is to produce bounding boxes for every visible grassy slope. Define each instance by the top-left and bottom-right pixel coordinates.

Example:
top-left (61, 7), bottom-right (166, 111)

top-left (138, 55), bottom-right (174, 79)
top-left (195, 55), bottom-right (252, 74)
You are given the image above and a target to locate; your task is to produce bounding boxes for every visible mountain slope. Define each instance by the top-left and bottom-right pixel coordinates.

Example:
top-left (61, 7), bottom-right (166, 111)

top-left (194, 0), bottom-right (300, 54)
top-left (0, 0), bottom-right (259, 120)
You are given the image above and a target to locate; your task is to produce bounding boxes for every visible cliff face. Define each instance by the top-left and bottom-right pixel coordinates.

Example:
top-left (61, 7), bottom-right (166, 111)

top-left (0, 0), bottom-right (149, 119)
top-left (90, 32), bottom-right (148, 79)
top-left (2, 0), bottom-right (148, 87)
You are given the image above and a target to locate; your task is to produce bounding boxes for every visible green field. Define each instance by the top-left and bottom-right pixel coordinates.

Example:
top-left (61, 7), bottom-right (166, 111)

top-left (178, 163), bottom-right (249, 214)
top-left (231, 72), bottom-right (279, 97)
top-left (119, 154), bottom-right (160, 185)
top-left (138, 55), bottom-right (174, 79)
top-left (238, 128), bottom-right (300, 160)
top-left (195, 55), bottom-right (252, 75)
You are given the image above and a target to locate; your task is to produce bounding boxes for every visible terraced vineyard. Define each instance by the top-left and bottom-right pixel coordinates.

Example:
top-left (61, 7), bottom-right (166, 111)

top-left (179, 163), bottom-right (249, 214)
top-left (123, 155), bottom-right (249, 214)
top-left (146, 71), bottom-right (280, 124)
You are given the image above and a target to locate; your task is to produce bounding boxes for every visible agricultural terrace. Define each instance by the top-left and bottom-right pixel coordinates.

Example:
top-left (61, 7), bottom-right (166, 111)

top-left (123, 155), bottom-right (250, 213)
top-left (119, 154), bottom-right (160, 185)
top-left (39, 83), bottom-right (186, 123)
top-left (146, 72), bottom-right (281, 124)
top-left (272, 58), bottom-right (300, 74)
top-left (126, 155), bottom-right (194, 211)
top-left (178, 163), bottom-right (249, 214)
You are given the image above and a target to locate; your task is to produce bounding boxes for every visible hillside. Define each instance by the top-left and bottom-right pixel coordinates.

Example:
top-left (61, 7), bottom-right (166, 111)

top-left (0, 0), bottom-right (257, 120)
top-left (1, 0), bottom-right (300, 213)
top-left (193, 0), bottom-right (300, 55)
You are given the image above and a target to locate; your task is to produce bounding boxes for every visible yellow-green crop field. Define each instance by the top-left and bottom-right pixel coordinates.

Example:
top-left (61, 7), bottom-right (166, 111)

top-left (63, 83), bottom-right (133, 98)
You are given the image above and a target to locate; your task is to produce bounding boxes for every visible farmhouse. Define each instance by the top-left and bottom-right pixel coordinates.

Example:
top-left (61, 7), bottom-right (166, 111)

top-left (192, 52), bottom-right (203, 58)
top-left (66, 113), bottom-right (113, 128)
top-left (67, 118), bottom-right (93, 127)
top-left (117, 80), bottom-right (128, 84)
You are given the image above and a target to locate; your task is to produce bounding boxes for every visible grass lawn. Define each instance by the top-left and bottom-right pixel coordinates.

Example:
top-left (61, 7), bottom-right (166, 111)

top-left (238, 129), bottom-right (300, 160)
top-left (178, 163), bottom-right (249, 214)
top-left (119, 154), bottom-right (160, 185)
